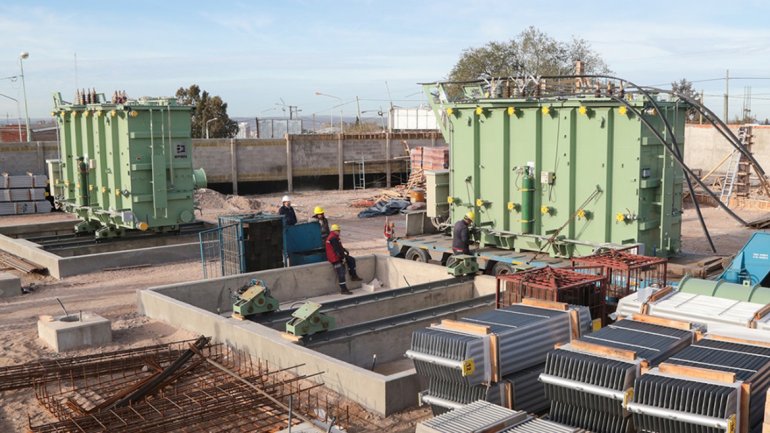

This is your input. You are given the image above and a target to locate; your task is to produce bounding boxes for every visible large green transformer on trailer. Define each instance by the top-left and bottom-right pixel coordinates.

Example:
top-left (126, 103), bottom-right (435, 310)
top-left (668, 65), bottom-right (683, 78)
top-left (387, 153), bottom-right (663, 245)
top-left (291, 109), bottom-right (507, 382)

top-left (423, 81), bottom-right (687, 258)
top-left (50, 92), bottom-right (206, 238)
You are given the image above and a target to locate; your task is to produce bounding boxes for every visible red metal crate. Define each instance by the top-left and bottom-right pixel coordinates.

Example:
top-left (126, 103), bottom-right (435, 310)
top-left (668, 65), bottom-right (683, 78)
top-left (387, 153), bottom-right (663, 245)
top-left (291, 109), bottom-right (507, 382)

top-left (572, 250), bottom-right (667, 301)
top-left (496, 266), bottom-right (607, 325)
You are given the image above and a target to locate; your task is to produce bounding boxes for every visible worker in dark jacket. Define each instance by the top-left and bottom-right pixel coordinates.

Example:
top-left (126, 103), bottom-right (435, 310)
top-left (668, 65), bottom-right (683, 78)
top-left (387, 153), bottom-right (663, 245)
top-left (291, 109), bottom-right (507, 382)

top-left (326, 224), bottom-right (361, 295)
top-left (310, 206), bottom-right (330, 241)
top-left (452, 211), bottom-right (475, 255)
top-left (278, 195), bottom-right (297, 226)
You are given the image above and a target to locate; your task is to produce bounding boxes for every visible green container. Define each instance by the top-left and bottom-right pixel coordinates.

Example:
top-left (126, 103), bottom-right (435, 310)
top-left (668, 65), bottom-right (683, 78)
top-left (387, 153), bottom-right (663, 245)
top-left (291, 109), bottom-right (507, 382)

top-left (425, 86), bottom-right (686, 258)
top-left (51, 93), bottom-right (206, 237)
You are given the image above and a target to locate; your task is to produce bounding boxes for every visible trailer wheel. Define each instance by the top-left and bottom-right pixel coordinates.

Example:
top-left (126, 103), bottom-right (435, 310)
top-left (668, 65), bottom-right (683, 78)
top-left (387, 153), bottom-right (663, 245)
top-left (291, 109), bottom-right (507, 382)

top-left (405, 247), bottom-right (430, 263)
top-left (492, 262), bottom-right (515, 276)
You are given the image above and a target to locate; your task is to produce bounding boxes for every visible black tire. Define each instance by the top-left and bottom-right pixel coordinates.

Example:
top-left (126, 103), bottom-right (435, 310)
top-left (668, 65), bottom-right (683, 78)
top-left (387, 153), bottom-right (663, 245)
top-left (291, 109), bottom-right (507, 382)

top-left (405, 247), bottom-right (431, 263)
top-left (492, 262), bottom-right (515, 276)
top-left (445, 256), bottom-right (459, 268)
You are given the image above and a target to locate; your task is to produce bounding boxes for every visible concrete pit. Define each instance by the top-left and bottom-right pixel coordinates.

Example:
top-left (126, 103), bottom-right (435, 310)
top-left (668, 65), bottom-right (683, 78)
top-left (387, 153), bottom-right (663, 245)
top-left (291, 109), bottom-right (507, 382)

top-left (138, 255), bottom-right (497, 415)
top-left (0, 220), bottom-right (210, 278)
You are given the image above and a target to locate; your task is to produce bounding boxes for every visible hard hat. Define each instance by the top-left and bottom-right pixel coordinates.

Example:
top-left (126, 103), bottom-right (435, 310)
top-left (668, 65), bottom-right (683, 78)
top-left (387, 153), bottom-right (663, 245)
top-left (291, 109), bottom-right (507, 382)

top-left (314, 206), bottom-right (325, 215)
top-left (465, 211), bottom-right (475, 221)
top-left (281, 195), bottom-right (291, 203)
top-left (331, 224), bottom-right (341, 232)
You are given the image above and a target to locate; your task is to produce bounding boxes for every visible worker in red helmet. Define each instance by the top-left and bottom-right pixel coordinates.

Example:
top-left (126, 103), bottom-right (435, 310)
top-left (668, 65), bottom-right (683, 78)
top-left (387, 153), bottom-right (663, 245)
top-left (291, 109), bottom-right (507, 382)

top-left (326, 224), bottom-right (361, 295)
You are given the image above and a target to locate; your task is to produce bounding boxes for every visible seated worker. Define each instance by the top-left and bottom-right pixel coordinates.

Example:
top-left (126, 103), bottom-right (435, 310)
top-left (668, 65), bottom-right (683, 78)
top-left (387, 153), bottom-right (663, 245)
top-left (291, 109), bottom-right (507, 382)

top-left (310, 206), bottom-right (330, 241)
top-left (451, 211), bottom-right (474, 255)
top-left (278, 195), bottom-right (297, 226)
top-left (326, 224), bottom-right (362, 295)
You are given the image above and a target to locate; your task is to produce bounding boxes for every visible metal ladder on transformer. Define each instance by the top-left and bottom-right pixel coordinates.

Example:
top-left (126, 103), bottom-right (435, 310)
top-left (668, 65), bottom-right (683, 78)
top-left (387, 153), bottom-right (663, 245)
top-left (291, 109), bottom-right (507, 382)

top-left (720, 149), bottom-right (741, 203)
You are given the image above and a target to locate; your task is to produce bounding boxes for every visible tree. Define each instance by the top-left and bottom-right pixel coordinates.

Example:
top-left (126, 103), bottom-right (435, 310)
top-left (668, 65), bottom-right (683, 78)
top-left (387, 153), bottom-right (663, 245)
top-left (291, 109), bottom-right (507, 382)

top-left (671, 79), bottom-right (701, 122)
top-left (175, 85), bottom-right (239, 138)
top-left (448, 26), bottom-right (610, 81)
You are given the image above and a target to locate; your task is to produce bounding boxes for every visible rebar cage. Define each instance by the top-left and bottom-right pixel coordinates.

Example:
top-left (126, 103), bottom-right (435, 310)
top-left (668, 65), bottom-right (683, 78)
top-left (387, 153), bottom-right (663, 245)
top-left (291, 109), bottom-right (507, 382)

top-left (21, 339), bottom-right (348, 433)
top-left (496, 266), bottom-right (607, 325)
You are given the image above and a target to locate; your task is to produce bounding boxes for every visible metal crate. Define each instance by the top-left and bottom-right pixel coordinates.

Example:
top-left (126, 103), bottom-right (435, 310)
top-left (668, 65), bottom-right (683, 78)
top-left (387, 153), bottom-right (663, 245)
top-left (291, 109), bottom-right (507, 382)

top-left (572, 249), bottom-right (667, 303)
top-left (496, 266), bottom-right (607, 325)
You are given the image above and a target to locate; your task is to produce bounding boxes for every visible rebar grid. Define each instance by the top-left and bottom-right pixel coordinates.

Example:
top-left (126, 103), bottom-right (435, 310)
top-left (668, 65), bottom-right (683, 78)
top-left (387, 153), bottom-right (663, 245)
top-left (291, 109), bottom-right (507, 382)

top-left (28, 341), bottom-right (341, 433)
top-left (572, 250), bottom-right (668, 300)
top-left (497, 266), bottom-right (607, 324)
top-left (0, 339), bottom-right (200, 392)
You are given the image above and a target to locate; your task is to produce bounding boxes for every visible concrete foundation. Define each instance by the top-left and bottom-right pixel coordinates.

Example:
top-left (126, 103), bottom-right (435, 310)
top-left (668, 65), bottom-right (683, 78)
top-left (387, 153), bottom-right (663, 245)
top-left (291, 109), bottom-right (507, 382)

top-left (37, 312), bottom-right (112, 352)
top-left (138, 255), bottom-right (498, 415)
top-left (0, 221), bottom-right (206, 279)
top-left (0, 272), bottom-right (21, 298)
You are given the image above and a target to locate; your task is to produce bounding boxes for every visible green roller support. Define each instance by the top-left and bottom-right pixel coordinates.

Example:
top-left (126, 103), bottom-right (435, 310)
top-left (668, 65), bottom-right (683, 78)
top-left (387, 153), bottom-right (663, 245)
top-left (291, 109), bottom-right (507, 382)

top-left (285, 302), bottom-right (335, 337)
top-left (678, 275), bottom-right (770, 303)
top-left (50, 92), bottom-right (206, 237)
top-left (232, 280), bottom-right (279, 319)
top-left (424, 82), bottom-right (687, 258)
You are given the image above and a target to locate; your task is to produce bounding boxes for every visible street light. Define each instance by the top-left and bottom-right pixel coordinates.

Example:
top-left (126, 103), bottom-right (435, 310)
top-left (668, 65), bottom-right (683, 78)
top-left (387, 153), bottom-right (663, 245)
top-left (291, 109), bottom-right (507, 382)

top-left (315, 91), bottom-right (343, 133)
top-left (205, 118), bottom-right (218, 139)
top-left (362, 107), bottom-right (386, 130)
top-left (19, 51), bottom-right (30, 142)
top-left (0, 93), bottom-right (23, 141)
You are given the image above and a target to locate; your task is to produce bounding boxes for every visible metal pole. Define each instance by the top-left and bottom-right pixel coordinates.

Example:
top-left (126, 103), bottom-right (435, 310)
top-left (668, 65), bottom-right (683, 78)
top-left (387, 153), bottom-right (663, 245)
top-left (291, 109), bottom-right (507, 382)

top-left (724, 69), bottom-right (729, 123)
top-left (355, 96), bottom-right (361, 123)
top-left (0, 93), bottom-right (22, 142)
top-left (19, 53), bottom-right (30, 142)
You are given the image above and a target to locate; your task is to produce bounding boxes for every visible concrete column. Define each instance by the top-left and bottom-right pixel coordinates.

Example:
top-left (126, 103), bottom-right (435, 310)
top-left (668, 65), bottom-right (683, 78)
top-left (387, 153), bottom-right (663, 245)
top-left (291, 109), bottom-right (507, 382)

top-left (338, 133), bottom-right (344, 190)
top-left (285, 133), bottom-right (293, 193)
top-left (230, 139), bottom-right (238, 195)
top-left (385, 132), bottom-right (391, 188)
top-left (36, 141), bottom-right (43, 173)
top-left (430, 132), bottom-right (436, 148)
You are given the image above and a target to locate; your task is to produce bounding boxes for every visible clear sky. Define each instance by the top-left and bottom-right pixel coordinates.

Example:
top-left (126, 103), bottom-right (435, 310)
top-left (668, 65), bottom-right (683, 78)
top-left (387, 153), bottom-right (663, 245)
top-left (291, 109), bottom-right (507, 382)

top-left (1, 0), bottom-right (770, 124)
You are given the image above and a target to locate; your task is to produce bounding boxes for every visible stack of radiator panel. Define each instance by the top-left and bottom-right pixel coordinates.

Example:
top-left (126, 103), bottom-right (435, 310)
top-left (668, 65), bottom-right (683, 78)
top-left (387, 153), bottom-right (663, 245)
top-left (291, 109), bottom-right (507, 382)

top-left (617, 286), bottom-right (770, 331)
top-left (415, 400), bottom-right (589, 433)
top-left (407, 301), bottom-right (592, 415)
top-left (630, 335), bottom-right (770, 433)
top-left (0, 173), bottom-right (50, 215)
top-left (541, 317), bottom-right (697, 433)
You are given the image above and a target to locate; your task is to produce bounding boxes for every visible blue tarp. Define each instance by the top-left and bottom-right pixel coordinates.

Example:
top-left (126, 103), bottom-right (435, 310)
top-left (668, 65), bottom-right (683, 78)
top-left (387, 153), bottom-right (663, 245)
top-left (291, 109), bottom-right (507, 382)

top-left (357, 199), bottom-right (411, 218)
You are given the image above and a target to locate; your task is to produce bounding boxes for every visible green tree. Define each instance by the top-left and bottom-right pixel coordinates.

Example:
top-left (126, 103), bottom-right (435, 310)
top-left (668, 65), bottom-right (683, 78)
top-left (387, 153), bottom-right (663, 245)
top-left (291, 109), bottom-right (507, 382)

top-left (448, 26), bottom-right (610, 81)
top-left (175, 84), bottom-right (239, 138)
top-left (671, 79), bottom-right (700, 122)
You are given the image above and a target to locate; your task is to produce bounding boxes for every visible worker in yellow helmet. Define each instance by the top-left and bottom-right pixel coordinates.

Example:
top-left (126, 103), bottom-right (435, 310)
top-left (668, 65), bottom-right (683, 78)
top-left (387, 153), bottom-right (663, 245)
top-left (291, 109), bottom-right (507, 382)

top-left (452, 211), bottom-right (475, 255)
top-left (326, 224), bottom-right (361, 295)
top-left (309, 206), bottom-right (330, 241)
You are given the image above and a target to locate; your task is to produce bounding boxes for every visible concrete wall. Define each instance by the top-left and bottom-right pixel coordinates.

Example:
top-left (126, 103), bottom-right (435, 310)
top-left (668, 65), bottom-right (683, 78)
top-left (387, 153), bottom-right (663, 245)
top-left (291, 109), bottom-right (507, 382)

top-left (0, 141), bottom-right (59, 175)
top-left (137, 255), bottom-right (471, 416)
top-left (685, 124), bottom-right (770, 173)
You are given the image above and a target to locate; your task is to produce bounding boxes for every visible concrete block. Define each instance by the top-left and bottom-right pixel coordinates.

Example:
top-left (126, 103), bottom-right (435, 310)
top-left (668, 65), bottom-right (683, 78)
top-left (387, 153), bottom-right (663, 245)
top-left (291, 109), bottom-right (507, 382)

top-left (0, 272), bottom-right (21, 297)
top-left (37, 312), bottom-right (112, 352)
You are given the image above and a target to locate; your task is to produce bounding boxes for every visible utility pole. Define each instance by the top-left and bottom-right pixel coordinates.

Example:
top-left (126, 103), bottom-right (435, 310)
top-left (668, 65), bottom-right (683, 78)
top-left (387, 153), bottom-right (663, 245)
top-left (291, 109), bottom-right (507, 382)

top-left (724, 69), bottom-right (729, 123)
top-left (699, 89), bottom-right (704, 125)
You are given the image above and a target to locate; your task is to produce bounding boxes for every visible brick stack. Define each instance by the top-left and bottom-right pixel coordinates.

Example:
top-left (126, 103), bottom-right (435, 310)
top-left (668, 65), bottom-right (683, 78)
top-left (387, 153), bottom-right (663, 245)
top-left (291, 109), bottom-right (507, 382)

top-left (410, 146), bottom-right (449, 171)
top-left (0, 173), bottom-right (51, 215)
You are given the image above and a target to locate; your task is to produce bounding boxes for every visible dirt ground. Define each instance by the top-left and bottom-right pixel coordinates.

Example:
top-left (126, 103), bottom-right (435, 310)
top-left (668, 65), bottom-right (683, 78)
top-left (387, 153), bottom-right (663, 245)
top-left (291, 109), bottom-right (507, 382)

top-left (0, 188), bottom-right (767, 432)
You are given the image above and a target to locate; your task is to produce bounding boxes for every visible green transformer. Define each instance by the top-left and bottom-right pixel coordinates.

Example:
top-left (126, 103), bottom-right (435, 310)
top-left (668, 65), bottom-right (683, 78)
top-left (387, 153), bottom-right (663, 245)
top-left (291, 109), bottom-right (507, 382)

top-left (50, 92), bottom-right (206, 238)
top-left (423, 81), bottom-right (687, 258)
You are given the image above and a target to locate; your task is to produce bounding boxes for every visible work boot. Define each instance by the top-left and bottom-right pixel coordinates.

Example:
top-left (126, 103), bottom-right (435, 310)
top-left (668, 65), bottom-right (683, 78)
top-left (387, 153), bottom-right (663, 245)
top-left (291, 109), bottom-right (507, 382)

top-left (349, 272), bottom-right (362, 282)
top-left (339, 284), bottom-right (353, 295)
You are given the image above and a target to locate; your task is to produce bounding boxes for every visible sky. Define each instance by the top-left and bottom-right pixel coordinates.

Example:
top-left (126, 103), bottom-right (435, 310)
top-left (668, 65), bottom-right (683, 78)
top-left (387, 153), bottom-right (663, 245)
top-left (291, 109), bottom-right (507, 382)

top-left (2, 0), bottom-right (770, 124)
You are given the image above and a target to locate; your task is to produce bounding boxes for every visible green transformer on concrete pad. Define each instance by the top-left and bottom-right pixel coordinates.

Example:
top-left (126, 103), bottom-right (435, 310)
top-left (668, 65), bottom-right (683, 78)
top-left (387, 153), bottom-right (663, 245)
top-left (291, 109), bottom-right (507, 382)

top-left (50, 92), bottom-right (206, 238)
top-left (423, 81), bottom-right (687, 258)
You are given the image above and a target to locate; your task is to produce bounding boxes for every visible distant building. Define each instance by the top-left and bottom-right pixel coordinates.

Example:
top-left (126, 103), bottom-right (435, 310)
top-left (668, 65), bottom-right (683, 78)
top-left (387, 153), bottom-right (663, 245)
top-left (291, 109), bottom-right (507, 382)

top-left (236, 122), bottom-right (251, 139)
top-left (0, 124), bottom-right (26, 142)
